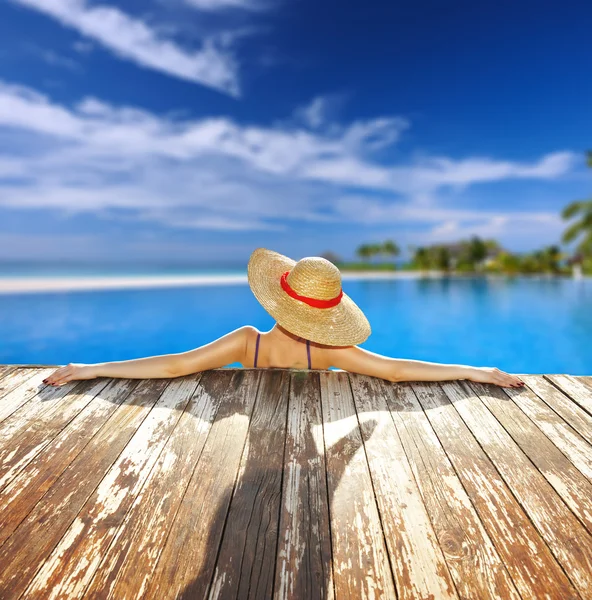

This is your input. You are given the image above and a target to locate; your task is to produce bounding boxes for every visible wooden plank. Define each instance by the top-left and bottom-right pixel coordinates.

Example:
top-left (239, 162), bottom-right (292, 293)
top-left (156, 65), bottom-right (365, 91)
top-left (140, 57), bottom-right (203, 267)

top-left (319, 370), bottom-right (396, 599)
top-left (349, 374), bottom-right (459, 599)
top-left (20, 374), bottom-right (203, 599)
top-left (0, 373), bottom-right (86, 440)
top-left (470, 381), bottom-right (592, 533)
top-left (546, 375), bottom-right (592, 417)
top-left (521, 375), bottom-right (592, 445)
top-left (501, 381), bottom-right (592, 483)
top-left (0, 378), bottom-right (113, 491)
top-left (411, 381), bottom-right (579, 599)
top-left (0, 366), bottom-right (46, 405)
top-left (0, 379), bottom-right (140, 545)
top-left (206, 369), bottom-right (290, 600)
top-left (274, 371), bottom-right (334, 600)
top-left (83, 369), bottom-right (258, 600)
top-left (441, 380), bottom-right (592, 597)
top-left (0, 377), bottom-right (172, 599)
top-left (0, 365), bottom-right (16, 381)
top-left (382, 380), bottom-right (520, 599)
top-left (0, 366), bottom-right (32, 393)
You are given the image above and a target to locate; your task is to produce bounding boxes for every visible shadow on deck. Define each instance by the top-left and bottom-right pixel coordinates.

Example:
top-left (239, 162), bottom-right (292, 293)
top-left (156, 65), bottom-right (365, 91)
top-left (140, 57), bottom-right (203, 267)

top-left (0, 365), bottom-right (591, 599)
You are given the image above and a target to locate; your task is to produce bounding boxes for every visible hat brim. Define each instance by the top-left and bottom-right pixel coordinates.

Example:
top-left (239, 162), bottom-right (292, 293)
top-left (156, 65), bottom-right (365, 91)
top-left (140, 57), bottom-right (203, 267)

top-left (247, 247), bottom-right (371, 346)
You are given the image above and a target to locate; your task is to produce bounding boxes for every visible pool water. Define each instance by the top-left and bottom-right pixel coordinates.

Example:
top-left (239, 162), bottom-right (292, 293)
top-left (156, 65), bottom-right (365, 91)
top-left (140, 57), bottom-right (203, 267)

top-left (1, 277), bottom-right (591, 375)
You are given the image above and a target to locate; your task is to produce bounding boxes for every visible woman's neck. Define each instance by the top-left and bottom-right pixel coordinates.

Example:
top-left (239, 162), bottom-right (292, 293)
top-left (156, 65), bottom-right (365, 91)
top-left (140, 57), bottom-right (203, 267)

top-left (268, 323), bottom-right (305, 343)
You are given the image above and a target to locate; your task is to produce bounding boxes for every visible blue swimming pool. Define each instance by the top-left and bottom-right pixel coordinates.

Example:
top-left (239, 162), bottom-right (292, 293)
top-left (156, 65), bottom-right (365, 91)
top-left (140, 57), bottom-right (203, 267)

top-left (2, 276), bottom-right (591, 374)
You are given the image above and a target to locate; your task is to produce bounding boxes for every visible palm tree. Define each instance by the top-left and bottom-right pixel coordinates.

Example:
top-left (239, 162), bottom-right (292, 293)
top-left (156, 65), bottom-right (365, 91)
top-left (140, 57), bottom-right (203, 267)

top-left (356, 244), bottom-right (373, 262)
top-left (369, 243), bottom-right (383, 261)
top-left (467, 236), bottom-right (488, 266)
top-left (411, 246), bottom-right (430, 271)
top-left (561, 150), bottom-right (592, 261)
top-left (435, 246), bottom-right (451, 272)
top-left (536, 245), bottom-right (564, 274)
top-left (455, 236), bottom-right (487, 272)
top-left (382, 239), bottom-right (400, 262)
top-left (495, 251), bottom-right (521, 276)
top-left (561, 199), bottom-right (592, 256)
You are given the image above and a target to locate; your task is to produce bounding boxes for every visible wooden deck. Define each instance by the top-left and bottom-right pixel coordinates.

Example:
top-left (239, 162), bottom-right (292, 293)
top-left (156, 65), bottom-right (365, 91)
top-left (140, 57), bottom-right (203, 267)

top-left (0, 366), bottom-right (591, 599)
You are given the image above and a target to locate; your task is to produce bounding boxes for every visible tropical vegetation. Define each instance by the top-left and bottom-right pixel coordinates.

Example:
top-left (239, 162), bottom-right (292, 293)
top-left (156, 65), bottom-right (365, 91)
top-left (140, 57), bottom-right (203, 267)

top-left (321, 150), bottom-right (592, 276)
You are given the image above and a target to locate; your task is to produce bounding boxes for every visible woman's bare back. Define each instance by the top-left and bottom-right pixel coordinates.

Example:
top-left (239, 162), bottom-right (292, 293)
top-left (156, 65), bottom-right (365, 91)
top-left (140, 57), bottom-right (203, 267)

top-left (244, 326), bottom-right (334, 370)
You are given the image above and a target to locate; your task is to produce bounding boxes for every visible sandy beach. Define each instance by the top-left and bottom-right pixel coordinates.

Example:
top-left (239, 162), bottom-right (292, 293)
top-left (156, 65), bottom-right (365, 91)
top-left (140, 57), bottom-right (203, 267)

top-left (0, 270), bottom-right (447, 294)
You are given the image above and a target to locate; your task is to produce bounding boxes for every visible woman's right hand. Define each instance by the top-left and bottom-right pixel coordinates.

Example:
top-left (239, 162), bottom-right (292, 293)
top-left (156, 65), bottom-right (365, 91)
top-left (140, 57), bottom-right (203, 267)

top-left (43, 363), bottom-right (98, 387)
top-left (467, 366), bottom-right (524, 388)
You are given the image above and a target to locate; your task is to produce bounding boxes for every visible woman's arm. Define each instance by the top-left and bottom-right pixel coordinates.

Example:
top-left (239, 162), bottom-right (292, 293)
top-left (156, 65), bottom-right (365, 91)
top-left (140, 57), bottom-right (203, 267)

top-left (328, 346), bottom-right (524, 388)
top-left (42, 326), bottom-right (254, 386)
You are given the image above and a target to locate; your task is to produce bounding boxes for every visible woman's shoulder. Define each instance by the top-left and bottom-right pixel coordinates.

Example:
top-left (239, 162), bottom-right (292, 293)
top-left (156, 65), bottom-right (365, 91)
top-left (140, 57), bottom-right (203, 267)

top-left (313, 342), bottom-right (361, 370)
top-left (239, 325), bottom-right (260, 336)
top-left (213, 326), bottom-right (260, 356)
top-left (239, 325), bottom-right (260, 353)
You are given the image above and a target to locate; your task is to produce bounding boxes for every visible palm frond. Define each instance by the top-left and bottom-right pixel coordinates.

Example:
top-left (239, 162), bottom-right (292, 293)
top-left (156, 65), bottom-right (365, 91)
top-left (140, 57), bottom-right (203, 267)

top-left (561, 200), bottom-right (587, 220)
top-left (562, 221), bottom-right (585, 244)
top-left (577, 233), bottom-right (592, 255)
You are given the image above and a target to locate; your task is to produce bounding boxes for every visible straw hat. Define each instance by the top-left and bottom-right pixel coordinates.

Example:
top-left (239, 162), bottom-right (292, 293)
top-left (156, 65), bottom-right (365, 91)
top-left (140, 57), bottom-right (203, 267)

top-left (247, 247), bottom-right (371, 346)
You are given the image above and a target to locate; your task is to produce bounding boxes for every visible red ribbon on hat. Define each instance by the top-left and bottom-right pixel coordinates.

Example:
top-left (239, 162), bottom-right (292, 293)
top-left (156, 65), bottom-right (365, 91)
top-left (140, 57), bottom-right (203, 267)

top-left (280, 270), bottom-right (343, 308)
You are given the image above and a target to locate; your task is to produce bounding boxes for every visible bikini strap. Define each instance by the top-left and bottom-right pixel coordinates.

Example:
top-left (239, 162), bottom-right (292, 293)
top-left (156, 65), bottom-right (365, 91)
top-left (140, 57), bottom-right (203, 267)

top-left (306, 339), bottom-right (311, 369)
top-left (254, 332), bottom-right (260, 368)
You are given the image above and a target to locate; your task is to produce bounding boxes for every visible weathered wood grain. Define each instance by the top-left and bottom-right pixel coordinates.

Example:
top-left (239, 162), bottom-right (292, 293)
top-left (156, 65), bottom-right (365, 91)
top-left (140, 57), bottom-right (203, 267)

top-left (0, 365), bottom-right (15, 379)
top-left (349, 374), bottom-right (459, 599)
top-left (0, 377), bottom-right (172, 599)
top-left (0, 378), bottom-right (140, 545)
top-left (382, 380), bottom-right (520, 600)
top-left (0, 366), bottom-right (37, 402)
top-left (522, 375), bottom-right (592, 445)
top-left (546, 375), bottom-right (592, 417)
top-left (319, 370), bottom-right (396, 599)
top-left (206, 368), bottom-right (290, 600)
top-left (442, 380), bottom-right (592, 597)
top-left (21, 375), bottom-right (203, 600)
top-left (273, 370), bottom-right (333, 600)
top-left (87, 369), bottom-right (259, 600)
top-left (1, 366), bottom-right (592, 600)
top-left (0, 378), bottom-right (113, 491)
top-left (0, 373), bottom-right (86, 442)
top-left (470, 381), bottom-right (592, 533)
top-left (0, 367), bottom-right (56, 421)
top-left (411, 381), bottom-right (579, 599)
top-left (501, 380), bottom-right (592, 483)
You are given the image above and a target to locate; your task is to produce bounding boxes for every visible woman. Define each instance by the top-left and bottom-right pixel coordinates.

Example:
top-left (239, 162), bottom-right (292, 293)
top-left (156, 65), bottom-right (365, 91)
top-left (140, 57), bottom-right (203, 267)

top-left (42, 248), bottom-right (525, 389)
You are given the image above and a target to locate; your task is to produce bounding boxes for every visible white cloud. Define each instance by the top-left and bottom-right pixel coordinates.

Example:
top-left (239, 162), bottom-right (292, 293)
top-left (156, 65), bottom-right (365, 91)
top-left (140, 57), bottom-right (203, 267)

top-left (183, 0), bottom-right (264, 11)
top-left (9, 0), bottom-right (239, 95)
top-left (411, 153), bottom-right (576, 188)
top-left (332, 195), bottom-right (562, 231)
top-left (293, 95), bottom-right (349, 130)
top-left (0, 80), bottom-right (579, 238)
top-left (296, 96), bottom-right (328, 129)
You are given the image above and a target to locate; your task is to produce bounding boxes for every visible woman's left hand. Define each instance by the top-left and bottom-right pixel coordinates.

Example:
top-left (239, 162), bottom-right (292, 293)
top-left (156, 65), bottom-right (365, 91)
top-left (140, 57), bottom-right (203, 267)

top-left (43, 363), bottom-right (98, 387)
top-left (467, 366), bottom-right (525, 388)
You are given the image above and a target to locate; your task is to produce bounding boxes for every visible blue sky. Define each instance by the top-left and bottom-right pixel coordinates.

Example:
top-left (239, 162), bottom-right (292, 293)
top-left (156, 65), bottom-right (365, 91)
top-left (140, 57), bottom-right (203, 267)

top-left (0, 0), bottom-right (590, 266)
